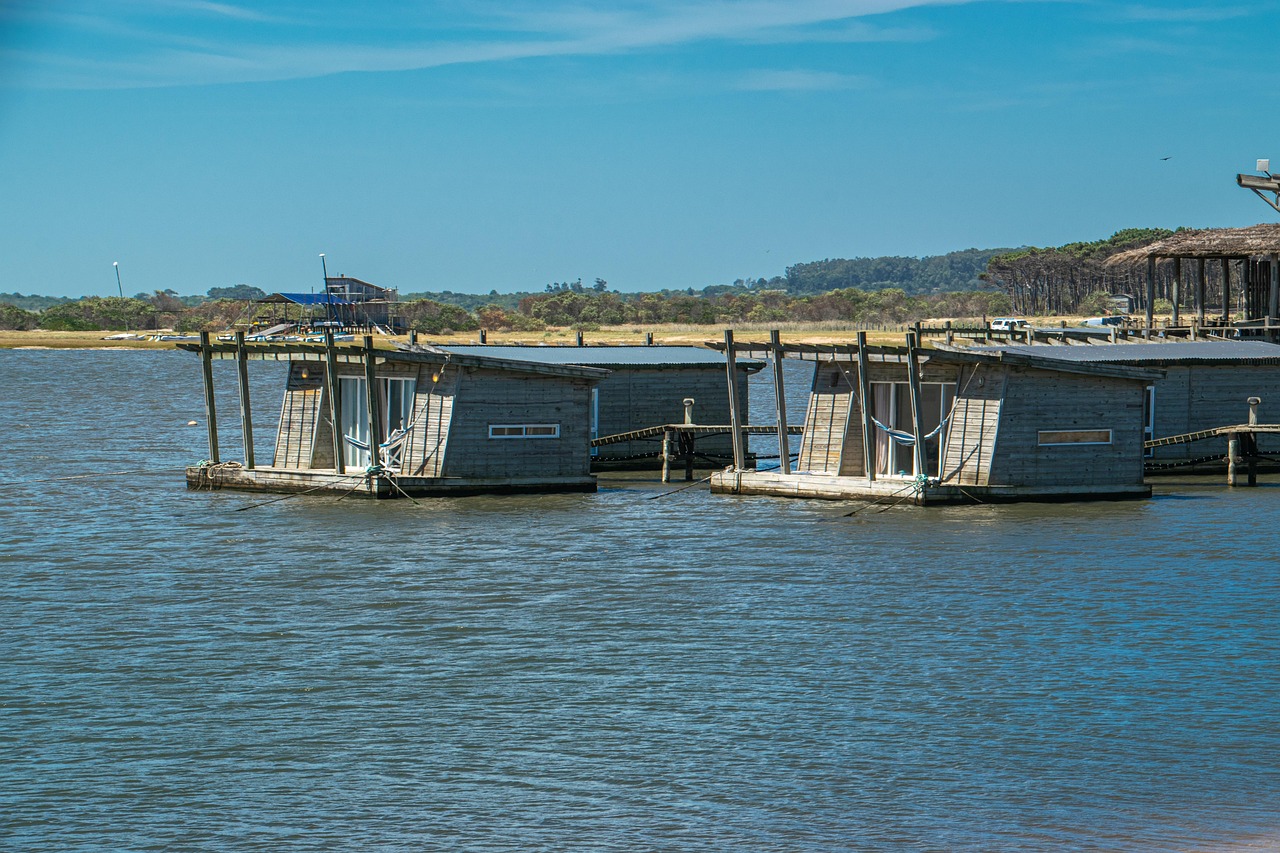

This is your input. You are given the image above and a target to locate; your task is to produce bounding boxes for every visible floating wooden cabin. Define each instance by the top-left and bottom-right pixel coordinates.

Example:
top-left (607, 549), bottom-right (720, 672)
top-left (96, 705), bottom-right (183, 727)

top-left (978, 341), bottom-right (1280, 464)
top-left (180, 334), bottom-right (607, 497)
top-left (709, 332), bottom-right (1162, 504)
top-left (438, 345), bottom-right (762, 468)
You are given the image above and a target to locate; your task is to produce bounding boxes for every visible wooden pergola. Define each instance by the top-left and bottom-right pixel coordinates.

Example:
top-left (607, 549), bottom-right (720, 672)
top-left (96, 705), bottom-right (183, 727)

top-left (1106, 224), bottom-right (1280, 334)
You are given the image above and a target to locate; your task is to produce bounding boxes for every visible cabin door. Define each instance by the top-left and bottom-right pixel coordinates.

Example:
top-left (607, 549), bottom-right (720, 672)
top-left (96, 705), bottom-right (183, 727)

top-left (870, 381), bottom-right (956, 478)
top-left (339, 376), bottom-right (370, 469)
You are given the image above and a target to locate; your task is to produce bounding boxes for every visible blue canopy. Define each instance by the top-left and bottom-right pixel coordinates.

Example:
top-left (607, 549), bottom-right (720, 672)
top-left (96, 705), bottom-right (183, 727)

top-left (267, 292), bottom-right (354, 306)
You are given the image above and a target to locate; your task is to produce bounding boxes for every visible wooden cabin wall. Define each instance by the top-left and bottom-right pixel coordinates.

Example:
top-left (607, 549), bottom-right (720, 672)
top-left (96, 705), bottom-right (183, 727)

top-left (1147, 364), bottom-right (1280, 460)
top-left (797, 363), bottom-right (855, 474)
top-left (594, 367), bottom-right (750, 460)
top-left (940, 365), bottom-right (1003, 486)
top-left (442, 368), bottom-right (595, 479)
top-left (401, 364), bottom-right (459, 477)
top-left (986, 369), bottom-right (1145, 488)
top-left (273, 362), bottom-right (326, 469)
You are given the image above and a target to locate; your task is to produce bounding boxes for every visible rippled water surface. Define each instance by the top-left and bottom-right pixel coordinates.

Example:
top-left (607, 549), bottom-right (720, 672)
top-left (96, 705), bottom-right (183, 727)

top-left (3, 349), bottom-right (1279, 851)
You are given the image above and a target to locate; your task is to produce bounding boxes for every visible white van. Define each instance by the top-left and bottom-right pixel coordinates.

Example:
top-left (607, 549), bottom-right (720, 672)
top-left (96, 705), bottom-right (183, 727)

top-left (991, 318), bottom-right (1031, 331)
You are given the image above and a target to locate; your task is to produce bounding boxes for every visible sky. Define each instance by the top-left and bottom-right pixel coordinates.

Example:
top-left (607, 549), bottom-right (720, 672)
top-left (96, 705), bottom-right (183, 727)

top-left (1, 0), bottom-right (1279, 298)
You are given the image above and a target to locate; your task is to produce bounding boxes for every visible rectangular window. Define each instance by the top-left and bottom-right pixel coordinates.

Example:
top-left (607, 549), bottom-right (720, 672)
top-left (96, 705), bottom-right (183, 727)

top-left (489, 424), bottom-right (560, 439)
top-left (1037, 429), bottom-right (1113, 446)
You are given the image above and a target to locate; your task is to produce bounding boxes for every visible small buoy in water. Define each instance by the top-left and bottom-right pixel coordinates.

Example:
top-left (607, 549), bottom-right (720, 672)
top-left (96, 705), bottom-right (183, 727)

top-left (187, 420), bottom-right (198, 426)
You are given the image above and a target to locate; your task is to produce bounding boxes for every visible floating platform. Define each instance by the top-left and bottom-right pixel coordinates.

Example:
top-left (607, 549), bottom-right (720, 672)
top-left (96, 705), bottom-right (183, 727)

top-left (710, 470), bottom-right (1151, 505)
top-left (187, 464), bottom-right (597, 498)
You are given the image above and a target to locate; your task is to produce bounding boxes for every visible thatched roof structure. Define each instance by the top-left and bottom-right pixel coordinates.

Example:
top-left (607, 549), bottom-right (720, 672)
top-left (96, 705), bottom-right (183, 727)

top-left (1106, 224), bottom-right (1280, 266)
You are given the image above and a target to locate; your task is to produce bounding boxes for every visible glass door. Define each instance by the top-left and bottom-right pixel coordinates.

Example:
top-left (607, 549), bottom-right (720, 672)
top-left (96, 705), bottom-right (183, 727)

top-left (339, 376), bottom-right (369, 469)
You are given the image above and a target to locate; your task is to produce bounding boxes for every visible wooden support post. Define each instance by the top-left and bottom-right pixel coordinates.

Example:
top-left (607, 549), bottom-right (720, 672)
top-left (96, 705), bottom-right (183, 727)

top-left (769, 330), bottom-right (790, 475)
top-left (199, 331), bottom-right (220, 463)
top-left (1110, 326), bottom-right (1117, 344)
top-left (661, 429), bottom-right (673, 483)
top-left (905, 332), bottom-right (927, 478)
top-left (1171, 257), bottom-right (1182, 327)
top-left (1196, 258), bottom-right (1206, 326)
top-left (945, 320), bottom-right (954, 346)
top-left (409, 330), bottom-right (418, 346)
top-left (362, 335), bottom-right (382, 472)
top-left (645, 332), bottom-right (654, 346)
top-left (723, 330), bottom-right (745, 471)
top-left (1271, 256), bottom-right (1280, 333)
top-left (325, 330), bottom-right (345, 475)
top-left (1222, 258), bottom-right (1232, 322)
top-left (683, 433), bottom-right (695, 481)
top-left (1228, 434), bottom-right (1239, 487)
top-left (1248, 434), bottom-right (1259, 486)
top-left (1145, 256), bottom-right (1156, 339)
top-left (479, 328), bottom-right (488, 344)
top-left (856, 331), bottom-right (876, 481)
top-left (576, 330), bottom-right (584, 346)
top-left (234, 331), bottom-right (255, 469)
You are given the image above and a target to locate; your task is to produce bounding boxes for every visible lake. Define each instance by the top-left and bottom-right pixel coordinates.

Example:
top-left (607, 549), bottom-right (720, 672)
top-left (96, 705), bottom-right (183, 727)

top-left (2, 349), bottom-right (1278, 851)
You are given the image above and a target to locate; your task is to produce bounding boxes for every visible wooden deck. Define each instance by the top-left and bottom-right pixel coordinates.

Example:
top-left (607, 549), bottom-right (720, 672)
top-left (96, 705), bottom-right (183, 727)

top-left (710, 470), bottom-right (1151, 505)
top-left (187, 464), bottom-right (597, 498)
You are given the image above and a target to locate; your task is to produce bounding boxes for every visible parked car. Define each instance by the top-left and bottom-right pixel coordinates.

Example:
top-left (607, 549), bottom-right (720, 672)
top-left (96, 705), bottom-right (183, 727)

top-left (1082, 316), bottom-right (1130, 327)
top-left (991, 317), bottom-right (1031, 331)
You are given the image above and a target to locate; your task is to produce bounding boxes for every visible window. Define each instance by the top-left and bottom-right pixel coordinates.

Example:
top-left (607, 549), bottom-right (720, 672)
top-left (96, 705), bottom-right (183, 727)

top-left (489, 424), bottom-right (561, 439)
top-left (869, 381), bottom-right (956, 478)
top-left (1037, 430), bottom-right (1113, 446)
top-left (382, 377), bottom-right (416, 435)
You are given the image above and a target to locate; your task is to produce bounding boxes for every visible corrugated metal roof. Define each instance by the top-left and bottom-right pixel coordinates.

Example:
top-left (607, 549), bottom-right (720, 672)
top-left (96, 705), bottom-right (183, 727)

top-left (976, 341), bottom-right (1280, 364)
top-left (439, 344), bottom-right (761, 367)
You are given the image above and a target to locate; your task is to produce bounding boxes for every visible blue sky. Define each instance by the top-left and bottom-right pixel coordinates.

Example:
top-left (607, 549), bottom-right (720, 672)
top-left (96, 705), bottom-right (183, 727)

top-left (1, 1), bottom-right (1278, 298)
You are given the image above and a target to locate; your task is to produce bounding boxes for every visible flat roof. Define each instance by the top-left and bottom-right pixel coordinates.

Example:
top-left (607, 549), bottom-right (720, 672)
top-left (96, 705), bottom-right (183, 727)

top-left (439, 344), bottom-right (763, 369)
top-left (977, 341), bottom-right (1280, 365)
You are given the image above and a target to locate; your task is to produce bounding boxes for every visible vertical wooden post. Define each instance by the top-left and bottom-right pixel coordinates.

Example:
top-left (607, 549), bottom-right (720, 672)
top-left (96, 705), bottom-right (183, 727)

top-left (769, 330), bottom-right (790, 475)
top-left (1221, 258), bottom-right (1231, 322)
top-left (325, 330), bottom-right (345, 475)
top-left (661, 429), bottom-right (673, 483)
top-left (944, 320), bottom-right (954, 346)
top-left (905, 332), bottom-right (927, 478)
top-left (1171, 257), bottom-right (1182, 327)
top-left (1228, 435), bottom-right (1239, 486)
top-left (723, 330), bottom-right (745, 471)
top-left (362, 335), bottom-right (382, 472)
top-left (575, 330), bottom-right (584, 346)
top-left (409, 329), bottom-right (418, 346)
top-left (234, 331), bottom-right (254, 469)
top-left (645, 332), bottom-right (654, 346)
top-left (856, 331), bottom-right (876, 481)
top-left (199, 331), bottom-right (220, 464)
top-left (1145, 256), bottom-right (1156, 338)
top-left (684, 433), bottom-right (695, 481)
top-left (479, 328), bottom-right (488, 344)
top-left (1196, 258), bottom-right (1207, 326)
top-left (1264, 253), bottom-right (1274, 326)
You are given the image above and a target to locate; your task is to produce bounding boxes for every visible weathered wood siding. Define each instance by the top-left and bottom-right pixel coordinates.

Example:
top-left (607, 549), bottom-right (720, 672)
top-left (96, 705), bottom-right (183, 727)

top-left (797, 363), bottom-right (854, 474)
top-left (941, 365), bottom-right (1004, 486)
top-left (595, 366), bottom-right (750, 460)
top-left (401, 364), bottom-right (459, 477)
top-left (273, 363), bottom-right (325, 469)
top-left (986, 368), bottom-right (1145, 488)
top-left (1149, 364), bottom-right (1280, 459)
top-left (442, 368), bottom-right (595, 479)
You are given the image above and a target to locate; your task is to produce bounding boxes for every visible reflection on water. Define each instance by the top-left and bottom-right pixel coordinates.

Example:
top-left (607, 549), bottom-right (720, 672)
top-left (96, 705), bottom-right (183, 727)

top-left (1, 350), bottom-right (1278, 851)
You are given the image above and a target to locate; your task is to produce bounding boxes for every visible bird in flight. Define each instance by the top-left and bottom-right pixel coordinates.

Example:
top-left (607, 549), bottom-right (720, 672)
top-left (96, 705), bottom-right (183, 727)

top-left (1160, 156), bottom-right (1172, 161)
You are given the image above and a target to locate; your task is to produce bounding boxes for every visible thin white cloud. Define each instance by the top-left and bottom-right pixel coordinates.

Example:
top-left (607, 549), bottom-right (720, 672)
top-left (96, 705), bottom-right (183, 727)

top-left (1113, 4), bottom-right (1254, 23)
top-left (4, 0), bottom-right (974, 89)
top-left (734, 68), bottom-right (871, 91)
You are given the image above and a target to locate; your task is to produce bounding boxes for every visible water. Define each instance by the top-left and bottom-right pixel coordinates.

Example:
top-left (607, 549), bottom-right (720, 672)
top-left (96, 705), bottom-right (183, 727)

top-left (2, 349), bottom-right (1279, 851)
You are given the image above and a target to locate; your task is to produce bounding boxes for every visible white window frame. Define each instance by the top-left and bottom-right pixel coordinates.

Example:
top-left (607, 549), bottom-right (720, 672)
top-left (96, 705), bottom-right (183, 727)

top-left (488, 423), bottom-right (561, 439)
top-left (1037, 429), bottom-right (1113, 446)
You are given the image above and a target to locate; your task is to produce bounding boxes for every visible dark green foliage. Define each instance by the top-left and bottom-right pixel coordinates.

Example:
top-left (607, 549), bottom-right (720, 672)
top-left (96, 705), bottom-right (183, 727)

top-left (400, 299), bottom-right (481, 334)
top-left (784, 248), bottom-right (1008, 296)
top-left (0, 292), bottom-right (74, 312)
top-left (207, 284), bottom-right (267, 300)
top-left (0, 303), bottom-right (40, 330)
top-left (984, 228), bottom-right (1179, 314)
top-left (38, 297), bottom-right (157, 331)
